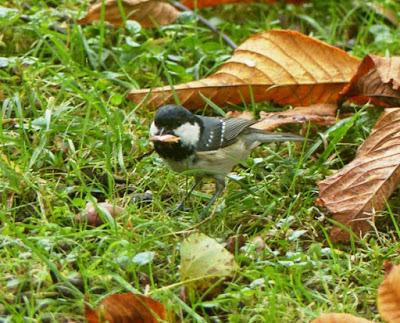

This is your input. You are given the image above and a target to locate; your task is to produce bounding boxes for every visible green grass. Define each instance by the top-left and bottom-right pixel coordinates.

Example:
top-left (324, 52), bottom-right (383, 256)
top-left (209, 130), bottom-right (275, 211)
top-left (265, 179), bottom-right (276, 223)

top-left (1, 0), bottom-right (400, 321)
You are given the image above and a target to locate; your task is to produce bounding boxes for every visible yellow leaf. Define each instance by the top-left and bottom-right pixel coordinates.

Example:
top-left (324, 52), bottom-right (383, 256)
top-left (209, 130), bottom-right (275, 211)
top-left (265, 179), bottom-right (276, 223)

top-left (180, 232), bottom-right (238, 293)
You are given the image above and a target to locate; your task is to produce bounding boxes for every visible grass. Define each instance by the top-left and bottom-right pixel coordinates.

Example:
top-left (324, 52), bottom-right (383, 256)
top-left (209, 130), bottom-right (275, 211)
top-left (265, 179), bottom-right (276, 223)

top-left (1, 0), bottom-right (400, 321)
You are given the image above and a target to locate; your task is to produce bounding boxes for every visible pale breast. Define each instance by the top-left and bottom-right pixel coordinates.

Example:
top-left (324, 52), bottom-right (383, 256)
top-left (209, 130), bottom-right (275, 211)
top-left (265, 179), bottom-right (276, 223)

top-left (164, 138), bottom-right (257, 176)
top-left (192, 139), bottom-right (253, 176)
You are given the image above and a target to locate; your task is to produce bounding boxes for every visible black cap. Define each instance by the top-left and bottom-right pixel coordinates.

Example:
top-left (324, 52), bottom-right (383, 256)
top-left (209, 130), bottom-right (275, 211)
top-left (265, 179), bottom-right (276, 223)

top-left (154, 105), bottom-right (198, 130)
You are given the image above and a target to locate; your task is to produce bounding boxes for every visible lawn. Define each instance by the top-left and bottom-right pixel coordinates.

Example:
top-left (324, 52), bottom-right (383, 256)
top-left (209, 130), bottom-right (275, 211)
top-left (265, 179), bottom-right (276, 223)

top-left (1, 0), bottom-right (400, 322)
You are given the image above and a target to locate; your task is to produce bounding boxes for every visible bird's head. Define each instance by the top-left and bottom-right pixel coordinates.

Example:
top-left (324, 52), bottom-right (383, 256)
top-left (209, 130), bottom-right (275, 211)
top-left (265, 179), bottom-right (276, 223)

top-left (150, 105), bottom-right (202, 160)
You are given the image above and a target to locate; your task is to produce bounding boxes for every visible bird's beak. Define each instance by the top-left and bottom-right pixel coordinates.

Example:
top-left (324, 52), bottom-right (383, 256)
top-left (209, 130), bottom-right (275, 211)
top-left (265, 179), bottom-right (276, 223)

top-left (150, 134), bottom-right (181, 143)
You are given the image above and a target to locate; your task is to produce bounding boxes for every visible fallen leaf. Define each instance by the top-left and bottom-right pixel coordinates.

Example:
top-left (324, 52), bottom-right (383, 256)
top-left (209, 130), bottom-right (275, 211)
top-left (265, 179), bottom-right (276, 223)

top-left (85, 293), bottom-right (166, 323)
top-left (128, 30), bottom-right (360, 109)
top-left (378, 263), bottom-right (400, 323)
top-left (318, 108), bottom-right (400, 242)
top-left (383, 260), bottom-right (394, 275)
top-left (253, 103), bottom-right (337, 131)
top-left (181, 0), bottom-right (307, 9)
top-left (180, 232), bottom-right (238, 293)
top-left (369, 3), bottom-right (399, 26)
top-left (75, 202), bottom-right (124, 227)
top-left (225, 110), bottom-right (254, 120)
top-left (311, 313), bottom-right (372, 323)
top-left (339, 55), bottom-right (400, 107)
top-left (78, 0), bottom-right (180, 28)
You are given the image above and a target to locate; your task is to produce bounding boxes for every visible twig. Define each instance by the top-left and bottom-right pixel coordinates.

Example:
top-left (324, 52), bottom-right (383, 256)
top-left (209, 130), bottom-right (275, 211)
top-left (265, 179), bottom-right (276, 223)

top-left (171, 1), bottom-right (237, 50)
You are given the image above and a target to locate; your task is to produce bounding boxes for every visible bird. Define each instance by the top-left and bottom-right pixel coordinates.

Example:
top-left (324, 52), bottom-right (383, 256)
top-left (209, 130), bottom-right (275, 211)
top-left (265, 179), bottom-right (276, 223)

top-left (149, 104), bottom-right (305, 218)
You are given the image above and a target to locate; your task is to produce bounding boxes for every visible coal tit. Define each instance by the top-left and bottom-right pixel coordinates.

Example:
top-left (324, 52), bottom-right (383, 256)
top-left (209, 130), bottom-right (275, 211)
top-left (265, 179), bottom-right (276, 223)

top-left (150, 104), bottom-right (304, 217)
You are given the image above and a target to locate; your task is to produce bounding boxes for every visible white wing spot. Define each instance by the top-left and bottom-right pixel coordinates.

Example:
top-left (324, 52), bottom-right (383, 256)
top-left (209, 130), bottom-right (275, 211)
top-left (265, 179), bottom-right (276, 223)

top-left (205, 130), bottom-right (214, 147)
top-left (220, 121), bottom-right (226, 146)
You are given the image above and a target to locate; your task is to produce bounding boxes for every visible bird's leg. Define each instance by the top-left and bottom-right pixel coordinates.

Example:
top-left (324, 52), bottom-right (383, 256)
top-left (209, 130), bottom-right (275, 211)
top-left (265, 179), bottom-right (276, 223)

top-left (173, 176), bottom-right (202, 212)
top-left (199, 175), bottom-right (225, 219)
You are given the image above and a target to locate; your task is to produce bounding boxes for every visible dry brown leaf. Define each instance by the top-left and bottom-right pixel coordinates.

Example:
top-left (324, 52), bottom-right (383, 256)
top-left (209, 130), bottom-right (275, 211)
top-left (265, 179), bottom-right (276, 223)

top-left (181, 0), bottom-right (307, 9)
top-left (340, 55), bottom-right (400, 107)
top-left (78, 0), bottom-right (180, 28)
top-left (128, 30), bottom-right (360, 110)
top-left (318, 108), bottom-right (400, 242)
top-left (85, 293), bottom-right (166, 323)
top-left (369, 3), bottom-right (399, 26)
top-left (378, 263), bottom-right (400, 323)
top-left (311, 313), bottom-right (372, 323)
top-left (253, 103), bottom-right (337, 131)
top-left (225, 110), bottom-right (254, 120)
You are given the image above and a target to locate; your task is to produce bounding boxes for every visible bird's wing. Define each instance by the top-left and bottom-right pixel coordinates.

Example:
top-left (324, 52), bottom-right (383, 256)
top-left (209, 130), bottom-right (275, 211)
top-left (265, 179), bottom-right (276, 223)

top-left (196, 116), bottom-right (257, 151)
top-left (222, 118), bottom-right (258, 145)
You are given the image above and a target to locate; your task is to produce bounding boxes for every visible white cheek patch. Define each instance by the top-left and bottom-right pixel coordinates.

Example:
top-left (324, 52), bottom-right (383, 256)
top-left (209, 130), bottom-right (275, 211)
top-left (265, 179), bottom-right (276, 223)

top-left (150, 122), bottom-right (159, 136)
top-left (174, 122), bottom-right (200, 146)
